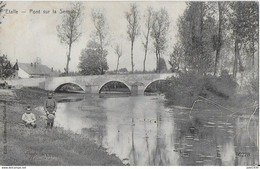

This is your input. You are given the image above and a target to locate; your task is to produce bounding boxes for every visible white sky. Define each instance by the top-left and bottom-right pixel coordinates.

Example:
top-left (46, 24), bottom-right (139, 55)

top-left (0, 1), bottom-right (186, 72)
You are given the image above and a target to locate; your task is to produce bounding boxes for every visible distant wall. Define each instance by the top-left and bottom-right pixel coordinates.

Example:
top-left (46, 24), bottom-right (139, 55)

top-left (7, 78), bottom-right (46, 89)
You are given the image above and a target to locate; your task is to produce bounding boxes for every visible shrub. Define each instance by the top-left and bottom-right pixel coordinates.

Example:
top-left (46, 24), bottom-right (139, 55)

top-left (246, 76), bottom-right (259, 100)
top-left (164, 71), bottom-right (205, 106)
top-left (204, 70), bottom-right (238, 99)
top-left (164, 70), bottom-right (238, 106)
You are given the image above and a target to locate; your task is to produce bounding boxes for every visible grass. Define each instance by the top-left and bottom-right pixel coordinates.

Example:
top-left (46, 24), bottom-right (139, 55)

top-left (0, 88), bottom-right (123, 166)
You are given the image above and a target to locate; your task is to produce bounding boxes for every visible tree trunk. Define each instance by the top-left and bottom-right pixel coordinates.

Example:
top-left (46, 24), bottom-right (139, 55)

top-left (233, 38), bottom-right (239, 78)
top-left (116, 56), bottom-right (120, 74)
top-left (143, 27), bottom-right (150, 73)
top-left (143, 47), bottom-right (148, 73)
top-left (155, 49), bottom-right (159, 73)
top-left (131, 41), bottom-right (134, 73)
top-left (199, 2), bottom-right (204, 74)
top-left (252, 40), bottom-right (255, 66)
top-left (155, 49), bottom-right (161, 73)
top-left (100, 36), bottom-right (104, 75)
top-left (214, 2), bottom-right (222, 76)
top-left (66, 42), bottom-right (72, 76)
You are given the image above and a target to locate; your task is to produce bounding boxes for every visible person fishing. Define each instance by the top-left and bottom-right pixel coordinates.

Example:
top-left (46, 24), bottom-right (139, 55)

top-left (44, 92), bottom-right (57, 128)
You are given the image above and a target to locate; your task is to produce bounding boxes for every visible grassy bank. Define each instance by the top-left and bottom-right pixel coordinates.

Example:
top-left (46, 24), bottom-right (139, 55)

top-left (0, 87), bottom-right (123, 166)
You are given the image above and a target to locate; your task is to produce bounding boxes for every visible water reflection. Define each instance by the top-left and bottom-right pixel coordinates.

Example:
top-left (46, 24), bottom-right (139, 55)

top-left (53, 95), bottom-right (258, 166)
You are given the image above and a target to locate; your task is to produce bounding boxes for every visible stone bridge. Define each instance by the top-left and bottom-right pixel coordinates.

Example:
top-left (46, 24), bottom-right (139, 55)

top-left (7, 73), bottom-right (176, 95)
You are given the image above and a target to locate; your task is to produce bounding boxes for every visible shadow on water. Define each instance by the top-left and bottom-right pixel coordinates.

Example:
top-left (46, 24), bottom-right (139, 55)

top-left (57, 97), bottom-right (84, 103)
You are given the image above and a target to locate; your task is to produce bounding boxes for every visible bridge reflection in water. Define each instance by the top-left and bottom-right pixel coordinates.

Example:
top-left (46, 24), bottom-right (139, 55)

top-left (51, 95), bottom-right (258, 166)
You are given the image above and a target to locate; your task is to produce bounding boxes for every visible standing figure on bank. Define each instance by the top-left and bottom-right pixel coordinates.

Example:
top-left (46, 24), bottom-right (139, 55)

top-left (44, 92), bottom-right (57, 128)
top-left (22, 106), bottom-right (37, 128)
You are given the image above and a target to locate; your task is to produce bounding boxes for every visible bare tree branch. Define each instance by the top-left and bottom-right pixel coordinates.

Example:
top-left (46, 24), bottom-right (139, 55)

top-left (57, 2), bottom-right (83, 75)
top-left (125, 3), bottom-right (140, 73)
top-left (151, 8), bottom-right (170, 73)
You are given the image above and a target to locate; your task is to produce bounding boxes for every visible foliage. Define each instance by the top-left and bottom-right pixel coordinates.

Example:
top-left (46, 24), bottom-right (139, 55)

top-left (114, 44), bottom-right (122, 74)
top-left (204, 70), bottom-right (238, 99)
top-left (151, 8), bottom-right (170, 73)
top-left (91, 9), bottom-right (108, 45)
top-left (0, 1), bottom-right (6, 24)
top-left (118, 68), bottom-right (128, 73)
top-left (178, 2), bottom-right (217, 74)
top-left (164, 71), bottom-right (205, 106)
top-left (125, 3), bottom-right (140, 73)
top-left (57, 2), bottom-right (82, 75)
top-left (169, 43), bottom-right (184, 73)
top-left (164, 71), bottom-right (237, 106)
top-left (229, 2), bottom-right (259, 45)
top-left (228, 1), bottom-right (259, 77)
top-left (246, 76), bottom-right (259, 100)
top-left (59, 71), bottom-right (81, 77)
top-left (78, 41), bottom-right (108, 75)
top-left (157, 57), bottom-right (167, 73)
top-left (0, 55), bottom-right (15, 78)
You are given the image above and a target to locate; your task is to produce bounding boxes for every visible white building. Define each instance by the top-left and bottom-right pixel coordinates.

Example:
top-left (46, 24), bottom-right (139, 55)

top-left (12, 62), bottom-right (59, 78)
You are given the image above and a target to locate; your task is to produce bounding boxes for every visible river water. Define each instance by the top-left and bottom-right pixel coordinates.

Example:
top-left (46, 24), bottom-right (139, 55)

top-left (50, 94), bottom-right (258, 166)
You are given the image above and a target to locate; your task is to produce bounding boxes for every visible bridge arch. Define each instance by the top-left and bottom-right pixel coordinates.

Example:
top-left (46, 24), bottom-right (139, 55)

top-left (99, 80), bottom-right (131, 94)
top-left (54, 82), bottom-right (85, 92)
top-left (144, 79), bottom-right (169, 94)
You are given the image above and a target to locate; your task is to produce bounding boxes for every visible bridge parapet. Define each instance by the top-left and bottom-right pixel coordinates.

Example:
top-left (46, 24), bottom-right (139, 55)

top-left (8, 73), bottom-right (176, 95)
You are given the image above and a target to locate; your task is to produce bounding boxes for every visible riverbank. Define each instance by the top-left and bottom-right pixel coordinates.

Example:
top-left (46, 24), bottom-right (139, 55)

top-left (0, 87), bottom-right (123, 166)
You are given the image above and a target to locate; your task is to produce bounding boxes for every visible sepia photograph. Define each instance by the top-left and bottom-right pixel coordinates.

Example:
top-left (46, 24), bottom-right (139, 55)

top-left (0, 1), bottom-right (259, 166)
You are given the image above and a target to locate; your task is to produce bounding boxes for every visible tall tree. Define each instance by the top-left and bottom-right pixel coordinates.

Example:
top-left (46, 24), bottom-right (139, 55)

top-left (151, 8), bottom-right (170, 73)
top-left (125, 3), bottom-right (140, 73)
top-left (0, 55), bottom-right (15, 78)
top-left (229, 2), bottom-right (259, 78)
top-left (213, 2), bottom-right (223, 76)
top-left (142, 7), bottom-right (153, 73)
top-left (178, 2), bottom-right (216, 74)
top-left (91, 9), bottom-right (109, 74)
top-left (78, 41), bottom-right (108, 75)
top-left (114, 44), bottom-right (122, 74)
top-left (57, 2), bottom-right (82, 76)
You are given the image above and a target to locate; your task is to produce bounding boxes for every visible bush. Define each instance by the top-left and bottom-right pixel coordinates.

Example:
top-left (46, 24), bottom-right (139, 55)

top-left (204, 70), bottom-right (238, 99)
top-left (246, 76), bottom-right (259, 100)
top-left (164, 70), bottom-right (238, 106)
top-left (164, 71), bottom-right (205, 106)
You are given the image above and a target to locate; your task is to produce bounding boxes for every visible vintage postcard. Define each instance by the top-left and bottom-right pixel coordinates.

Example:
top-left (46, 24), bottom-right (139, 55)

top-left (0, 1), bottom-right (259, 166)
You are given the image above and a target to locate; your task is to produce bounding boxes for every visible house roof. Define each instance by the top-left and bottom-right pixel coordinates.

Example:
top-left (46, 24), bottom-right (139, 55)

top-left (13, 62), bottom-right (19, 70)
top-left (18, 63), bottom-right (59, 76)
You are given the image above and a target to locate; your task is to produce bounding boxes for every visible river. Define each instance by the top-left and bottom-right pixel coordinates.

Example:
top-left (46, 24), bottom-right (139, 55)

top-left (46, 94), bottom-right (258, 166)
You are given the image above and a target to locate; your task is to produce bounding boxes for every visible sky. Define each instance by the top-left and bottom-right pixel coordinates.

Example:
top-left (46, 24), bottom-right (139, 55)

top-left (0, 1), bottom-right (186, 72)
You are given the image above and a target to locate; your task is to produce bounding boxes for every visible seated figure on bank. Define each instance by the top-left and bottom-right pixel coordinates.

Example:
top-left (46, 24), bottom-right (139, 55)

top-left (22, 106), bottom-right (37, 128)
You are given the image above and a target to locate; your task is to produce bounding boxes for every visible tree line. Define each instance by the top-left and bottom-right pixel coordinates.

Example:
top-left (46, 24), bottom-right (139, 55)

top-left (57, 2), bottom-right (170, 76)
top-left (0, 2), bottom-right (258, 80)
top-left (169, 1), bottom-right (258, 80)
